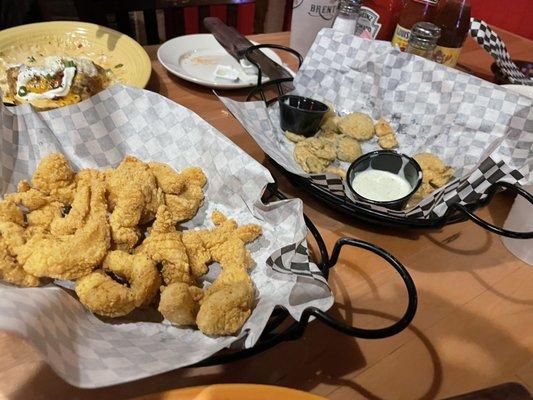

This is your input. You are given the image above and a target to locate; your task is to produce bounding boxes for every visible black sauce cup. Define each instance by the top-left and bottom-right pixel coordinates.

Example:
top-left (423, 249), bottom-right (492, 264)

top-left (347, 150), bottom-right (423, 210)
top-left (278, 95), bottom-right (329, 137)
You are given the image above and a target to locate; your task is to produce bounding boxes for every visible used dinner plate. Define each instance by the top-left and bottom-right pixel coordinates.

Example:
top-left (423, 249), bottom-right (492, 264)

top-left (135, 384), bottom-right (328, 400)
top-left (0, 21), bottom-right (151, 88)
top-left (157, 33), bottom-right (289, 89)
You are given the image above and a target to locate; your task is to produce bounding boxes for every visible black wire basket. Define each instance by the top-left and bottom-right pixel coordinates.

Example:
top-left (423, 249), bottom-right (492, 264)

top-left (193, 184), bottom-right (418, 367)
top-left (195, 43), bottom-right (532, 368)
top-left (240, 44), bottom-right (533, 239)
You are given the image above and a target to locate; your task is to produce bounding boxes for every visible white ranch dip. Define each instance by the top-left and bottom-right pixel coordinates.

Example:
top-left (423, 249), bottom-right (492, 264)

top-left (352, 169), bottom-right (411, 202)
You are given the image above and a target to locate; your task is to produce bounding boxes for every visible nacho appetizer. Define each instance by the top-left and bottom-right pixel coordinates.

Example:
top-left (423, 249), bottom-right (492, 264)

top-left (3, 56), bottom-right (110, 109)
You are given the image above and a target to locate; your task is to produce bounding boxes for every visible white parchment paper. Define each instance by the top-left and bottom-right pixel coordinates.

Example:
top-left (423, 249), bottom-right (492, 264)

top-left (0, 85), bottom-right (333, 388)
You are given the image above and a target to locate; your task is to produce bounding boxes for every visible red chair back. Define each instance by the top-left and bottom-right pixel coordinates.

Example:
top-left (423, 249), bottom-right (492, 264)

top-left (471, 0), bottom-right (533, 40)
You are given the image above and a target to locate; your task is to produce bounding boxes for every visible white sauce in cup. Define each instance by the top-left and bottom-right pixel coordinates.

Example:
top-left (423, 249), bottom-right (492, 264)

top-left (351, 169), bottom-right (412, 202)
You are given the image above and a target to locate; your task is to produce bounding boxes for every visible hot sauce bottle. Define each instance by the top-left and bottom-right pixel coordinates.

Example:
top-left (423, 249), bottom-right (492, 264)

top-left (391, 0), bottom-right (439, 51)
top-left (432, 0), bottom-right (471, 67)
top-left (354, 0), bottom-right (405, 41)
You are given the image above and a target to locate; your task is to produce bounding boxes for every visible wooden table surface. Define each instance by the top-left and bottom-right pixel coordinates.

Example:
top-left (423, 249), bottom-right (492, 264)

top-left (1, 30), bottom-right (532, 400)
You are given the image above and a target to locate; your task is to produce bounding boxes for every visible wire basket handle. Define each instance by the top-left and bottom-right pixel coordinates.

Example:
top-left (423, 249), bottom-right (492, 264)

top-left (292, 237), bottom-right (418, 339)
top-left (244, 44), bottom-right (302, 104)
top-left (448, 181), bottom-right (533, 239)
top-left (263, 184), bottom-right (418, 339)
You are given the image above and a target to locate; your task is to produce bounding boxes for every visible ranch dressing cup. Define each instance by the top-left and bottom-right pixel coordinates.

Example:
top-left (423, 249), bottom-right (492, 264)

top-left (346, 150), bottom-right (422, 210)
top-left (290, 0), bottom-right (339, 57)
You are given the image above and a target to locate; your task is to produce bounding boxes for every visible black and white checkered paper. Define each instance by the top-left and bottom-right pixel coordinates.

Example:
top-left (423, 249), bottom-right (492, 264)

top-left (0, 85), bottom-right (332, 388)
top-left (221, 28), bottom-right (533, 220)
top-left (470, 18), bottom-right (533, 86)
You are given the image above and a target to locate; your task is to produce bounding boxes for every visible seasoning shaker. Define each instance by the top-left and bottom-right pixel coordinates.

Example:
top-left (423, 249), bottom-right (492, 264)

top-left (405, 21), bottom-right (441, 60)
top-left (333, 0), bottom-right (363, 35)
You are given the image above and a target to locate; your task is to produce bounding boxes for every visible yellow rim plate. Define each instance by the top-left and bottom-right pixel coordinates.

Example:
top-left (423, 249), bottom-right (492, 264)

top-left (136, 384), bottom-right (328, 400)
top-left (0, 21), bottom-right (151, 88)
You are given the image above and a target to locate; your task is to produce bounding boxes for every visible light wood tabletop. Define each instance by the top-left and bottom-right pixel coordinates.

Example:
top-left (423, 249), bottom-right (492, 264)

top-left (0, 30), bottom-right (532, 400)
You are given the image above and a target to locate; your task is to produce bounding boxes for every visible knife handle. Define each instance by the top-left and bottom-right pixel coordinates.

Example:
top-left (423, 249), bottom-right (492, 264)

top-left (204, 17), bottom-right (293, 81)
top-left (204, 17), bottom-right (250, 56)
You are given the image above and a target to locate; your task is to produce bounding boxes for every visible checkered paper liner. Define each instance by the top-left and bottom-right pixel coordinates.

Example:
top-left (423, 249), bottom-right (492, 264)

top-left (470, 18), bottom-right (533, 86)
top-left (220, 28), bottom-right (533, 220)
top-left (0, 85), bottom-right (333, 388)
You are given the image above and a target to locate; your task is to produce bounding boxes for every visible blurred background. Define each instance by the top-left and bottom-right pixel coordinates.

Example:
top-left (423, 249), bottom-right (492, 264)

top-left (1, 0), bottom-right (531, 44)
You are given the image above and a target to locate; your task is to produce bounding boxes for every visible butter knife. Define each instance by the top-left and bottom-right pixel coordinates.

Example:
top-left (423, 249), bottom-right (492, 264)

top-left (203, 17), bottom-right (294, 91)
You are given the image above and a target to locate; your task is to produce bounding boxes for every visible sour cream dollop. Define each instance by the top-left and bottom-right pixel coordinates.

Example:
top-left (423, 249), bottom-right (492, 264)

top-left (351, 169), bottom-right (412, 202)
top-left (15, 56), bottom-right (99, 102)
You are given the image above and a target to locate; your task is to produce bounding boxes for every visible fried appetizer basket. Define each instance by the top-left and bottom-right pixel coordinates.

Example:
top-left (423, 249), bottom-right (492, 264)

top-left (0, 86), bottom-right (416, 388)
top-left (220, 29), bottom-right (533, 237)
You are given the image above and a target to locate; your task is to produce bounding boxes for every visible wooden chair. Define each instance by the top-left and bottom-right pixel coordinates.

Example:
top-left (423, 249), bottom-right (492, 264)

top-left (72, 0), bottom-right (255, 44)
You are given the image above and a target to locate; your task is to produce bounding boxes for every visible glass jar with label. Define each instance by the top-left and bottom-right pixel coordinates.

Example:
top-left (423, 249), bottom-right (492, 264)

top-left (405, 21), bottom-right (441, 59)
top-left (354, 0), bottom-right (405, 41)
top-left (432, 0), bottom-right (471, 67)
top-left (391, 0), bottom-right (439, 51)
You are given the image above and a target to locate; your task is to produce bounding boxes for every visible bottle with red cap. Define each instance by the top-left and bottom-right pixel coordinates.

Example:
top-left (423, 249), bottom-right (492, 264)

top-left (391, 0), bottom-right (440, 51)
top-left (354, 0), bottom-right (406, 41)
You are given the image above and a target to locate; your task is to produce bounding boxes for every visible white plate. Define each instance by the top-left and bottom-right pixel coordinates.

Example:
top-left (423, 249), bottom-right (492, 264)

top-left (157, 34), bottom-right (287, 89)
top-left (502, 84), bottom-right (533, 99)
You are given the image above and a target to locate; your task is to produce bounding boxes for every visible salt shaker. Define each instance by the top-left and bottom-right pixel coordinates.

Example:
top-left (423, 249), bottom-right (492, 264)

top-left (405, 21), bottom-right (441, 60)
top-left (332, 0), bottom-right (363, 35)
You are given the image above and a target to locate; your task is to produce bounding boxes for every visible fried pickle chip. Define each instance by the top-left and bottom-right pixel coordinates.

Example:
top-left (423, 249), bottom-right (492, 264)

top-left (294, 137), bottom-right (336, 173)
top-left (335, 135), bottom-right (362, 162)
top-left (378, 133), bottom-right (398, 149)
top-left (338, 112), bottom-right (374, 140)
top-left (375, 118), bottom-right (395, 137)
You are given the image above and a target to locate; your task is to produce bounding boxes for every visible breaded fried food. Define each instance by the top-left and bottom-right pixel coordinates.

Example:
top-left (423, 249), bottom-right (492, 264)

top-left (321, 115), bottom-right (340, 133)
top-left (335, 135), bottom-right (362, 162)
top-left (20, 182), bottom-right (110, 280)
top-left (75, 168), bottom-right (106, 187)
top-left (102, 251), bottom-right (161, 308)
top-left (338, 112), bottom-right (374, 140)
top-left (378, 133), bottom-right (398, 149)
top-left (0, 200), bottom-right (24, 225)
top-left (26, 201), bottom-right (64, 231)
top-left (196, 246), bottom-right (256, 336)
top-left (0, 238), bottom-right (41, 287)
top-left (6, 183), bottom-right (65, 232)
top-left (196, 279), bottom-right (254, 336)
top-left (76, 251), bottom-right (161, 318)
top-left (50, 185), bottom-right (90, 236)
top-left (284, 131), bottom-right (306, 143)
top-left (182, 211), bottom-right (261, 278)
top-left (414, 153), bottom-right (455, 188)
top-left (75, 270), bottom-right (136, 317)
top-left (294, 137), bottom-right (336, 174)
top-left (106, 156), bottom-right (161, 249)
top-left (159, 282), bottom-right (203, 326)
top-left (0, 222), bottom-right (27, 256)
top-left (374, 118), bottom-right (394, 137)
top-left (135, 205), bottom-right (193, 286)
top-left (405, 153), bottom-right (455, 209)
top-left (163, 167), bottom-right (207, 224)
top-left (31, 153), bottom-right (76, 204)
top-left (148, 162), bottom-right (185, 194)
top-left (5, 186), bottom-right (54, 211)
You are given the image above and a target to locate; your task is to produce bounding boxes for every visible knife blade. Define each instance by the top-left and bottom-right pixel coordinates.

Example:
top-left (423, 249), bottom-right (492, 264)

top-left (203, 17), bottom-right (294, 91)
